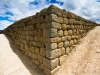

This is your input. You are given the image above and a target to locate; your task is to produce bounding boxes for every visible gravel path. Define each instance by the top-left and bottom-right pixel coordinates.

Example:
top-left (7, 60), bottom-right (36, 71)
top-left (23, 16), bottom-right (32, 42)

top-left (57, 26), bottom-right (100, 75)
top-left (0, 34), bottom-right (44, 75)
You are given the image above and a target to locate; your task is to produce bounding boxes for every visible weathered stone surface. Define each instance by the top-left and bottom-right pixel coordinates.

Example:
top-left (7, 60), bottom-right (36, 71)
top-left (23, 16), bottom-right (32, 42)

top-left (46, 37), bottom-right (59, 43)
top-left (66, 47), bottom-right (70, 54)
top-left (38, 29), bottom-right (43, 37)
top-left (62, 24), bottom-right (67, 30)
top-left (69, 40), bottom-right (74, 46)
top-left (58, 17), bottom-right (63, 23)
top-left (59, 55), bottom-right (67, 65)
top-left (30, 46), bottom-right (34, 52)
top-left (35, 47), bottom-right (40, 54)
top-left (64, 30), bottom-right (68, 36)
top-left (61, 37), bottom-right (66, 42)
top-left (40, 48), bottom-right (46, 57)
top-left (68, 19), bottom-right (74, 24)
top-left (63, 18), bottom-right (68, 24)
top-left (58, 30), bottom-right (63, 37)
top-left (45, 43), bottom-right (57, 50)
top-left (32, 53), bottom-right (38, 59)
top-left (38, 55), bottom-right (43, 63)
top-left (32, 42), bottom-right (37, 46)
top-left (68, 30), bottom-right (73, 35)
top-left (43, 28), bottom-right (57, 37)
top-left (64, 40), bottom-right (70, 47)
top-left (51, 66), bottom-right (60, 75)
top-left (27, 51), bottom-right (32, 57)
top-left (40, 23), bottom-right (46, 29)
top-left (56, 37), bottom-right (61, 43)
top-left (45, 14), bottom-right (59, 22)
top-left (50, 37), bottom-right (57, 43)
top-left (49, 28), bottom-right (57, 37)
top-left (57, 42), bottom-right (63, 48)
top-left (43, 58), bottom-right (59, 70)
top-left (46, 49), bottom-right (61, 59)
top-left (35, 60), bottom-right (39, 66)
top-left (61, 47), bottom-right (65, 55)
top-left (47, 5), bottom-right (62, 16)
top-left (46, 22), bottom-right (61, 29)
top-left (66, 36), bottom-right (72, 40)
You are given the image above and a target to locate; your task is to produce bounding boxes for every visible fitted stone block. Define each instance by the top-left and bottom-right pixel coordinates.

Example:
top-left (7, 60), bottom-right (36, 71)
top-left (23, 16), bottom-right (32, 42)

top-left (43, 28), bottom-right (57, 37)
top-left (64, 40), bottom-right (70, 47)
top-left (59, 55), bottom-right (68, 65)
top-left (46, 22), bottom-right (61, 29)
top-left (46, 49), bottom-right (61, 59)
top-left (43, 58), bottom-right (59, 70)
top-left (45, 43), bottom-right (57, 50)
top-left (57, 42), bottom-right (63, 48)
top-left (58, 30), bottom-right (63, 37)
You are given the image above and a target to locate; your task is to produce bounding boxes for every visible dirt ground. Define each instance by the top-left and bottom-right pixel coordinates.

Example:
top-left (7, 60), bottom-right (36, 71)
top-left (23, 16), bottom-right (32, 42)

top-left (0, 26), bottom-right (100, 75)
top-left (0, 34), bottom-right (45, 75)
top-left (57, 26), bottom-right (100, 75)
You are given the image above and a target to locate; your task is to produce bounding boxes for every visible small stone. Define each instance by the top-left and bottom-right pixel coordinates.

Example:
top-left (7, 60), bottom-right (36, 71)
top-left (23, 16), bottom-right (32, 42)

top-left (66, 47), bottom-right (70, 54)
top-left (32, 53), bottom-right (38, 59)
top-left (68, 30), bottom-right (73, 35)
top-left (69, 40), bottom-right (74, 46)
top-left (61, 47), bottom-right (65, 55)
top-left (35, 60), bottom-right (39, 66)
top-left (64, 40), bottom-right (70, 47)
top-left (57, 42), bottom-right (63, 48)
top-left (63, 18), bottom-right (68, 24)
top-left (35, 47), bottom-right (40, 54)
top-left (66, 36), bottom-right (72, 40)
top-left (62, 24), bottom-right (67, 30)
top-left (64, 30), bottom-right (68, 36)
top-left (56, 37), bottom-right (61, 43)
top-left (40, 48), bottom-right (46, 57)
top-left (74, 39), bottom-right (78, 44)
top-left (38, 55), bottom-right (43, 63)
top-left (58, 30), bottom-right (63, 37)
top-left (61, 37), bottom-right (66, 42)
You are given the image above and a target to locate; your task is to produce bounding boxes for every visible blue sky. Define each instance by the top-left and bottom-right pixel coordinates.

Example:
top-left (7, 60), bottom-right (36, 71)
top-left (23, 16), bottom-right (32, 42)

top-left (0, 0), bottom-right (100, 30)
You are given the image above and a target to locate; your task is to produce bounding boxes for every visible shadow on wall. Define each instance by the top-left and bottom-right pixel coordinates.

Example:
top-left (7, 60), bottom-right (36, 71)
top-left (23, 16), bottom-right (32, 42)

top-left (4, 34), bottom-right (45, 75)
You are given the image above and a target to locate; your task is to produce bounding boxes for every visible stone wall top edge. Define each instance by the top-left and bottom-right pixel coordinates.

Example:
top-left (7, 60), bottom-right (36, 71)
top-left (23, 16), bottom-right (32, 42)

top-left (4, 4), bottom-right (97, 30)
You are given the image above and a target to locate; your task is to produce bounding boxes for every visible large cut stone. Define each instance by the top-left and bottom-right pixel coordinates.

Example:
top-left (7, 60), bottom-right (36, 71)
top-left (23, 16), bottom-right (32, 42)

top-left (43, 58), bottom-right (59, 70)
top-left (45, 43), bottom-right (57, 50)
top-left (46, 49), bottom-right (61, 59)
top-left (59, 55), bottom-right (67, 65)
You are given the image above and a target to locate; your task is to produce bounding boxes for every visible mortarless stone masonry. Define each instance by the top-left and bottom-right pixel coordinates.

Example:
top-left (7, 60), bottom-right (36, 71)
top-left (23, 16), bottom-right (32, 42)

top-left (3, 5), bottom-right (98, 75)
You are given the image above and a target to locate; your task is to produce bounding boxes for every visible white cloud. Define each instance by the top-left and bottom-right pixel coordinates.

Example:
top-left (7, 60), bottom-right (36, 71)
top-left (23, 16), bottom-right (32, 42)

top-left (57, 0), bottom-right (100, 23)
top-left (0, 20), bottom-right (13, 30)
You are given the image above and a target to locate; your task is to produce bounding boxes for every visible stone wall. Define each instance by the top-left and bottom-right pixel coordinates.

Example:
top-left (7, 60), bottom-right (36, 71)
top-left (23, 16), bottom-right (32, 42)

top-left (4, 5), bottom-right (97, 75)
